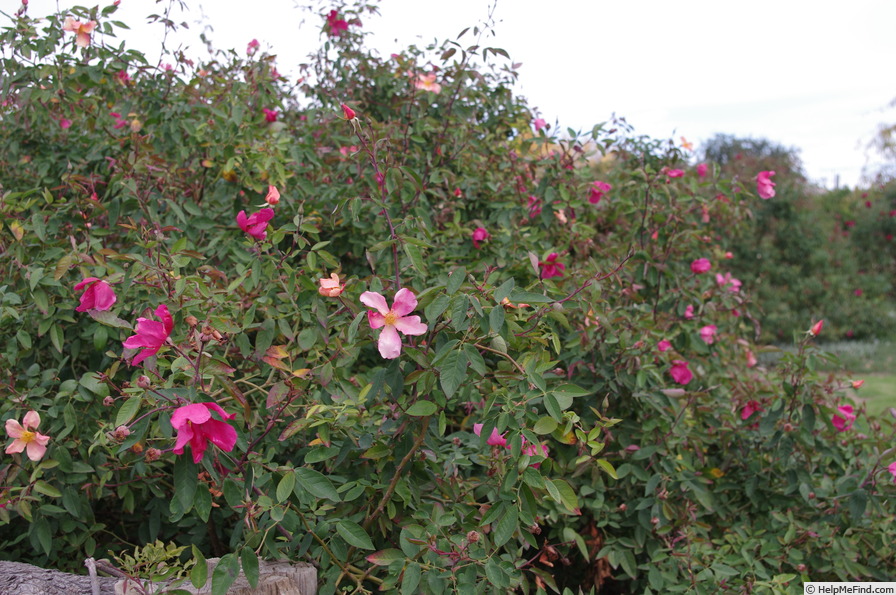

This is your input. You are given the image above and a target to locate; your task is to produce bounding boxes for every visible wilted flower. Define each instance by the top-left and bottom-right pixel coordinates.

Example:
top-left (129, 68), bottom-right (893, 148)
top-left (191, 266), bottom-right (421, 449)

top-left (527, 195), bottom-right (542, 218)
top-left (360, 288), bottom-right (428, 359)
top-left (236, 208), bottom-right (275, 241)
top-left (5, 411), bottom-right (50, 461)
top-left (832, 404), bottom-right (856, 432)
top-left (171, 402), bottom-right (238, 463)
top-left (756, 170), bottom-right (776, 199)
top-left (318, 273), bottom-right (344, 297)
top-left (123, 304), bottom-right (173, 366)
top-left (74, 277), bottom-right (117, 312)
top-left (62, 17), bottom-right (97, 48)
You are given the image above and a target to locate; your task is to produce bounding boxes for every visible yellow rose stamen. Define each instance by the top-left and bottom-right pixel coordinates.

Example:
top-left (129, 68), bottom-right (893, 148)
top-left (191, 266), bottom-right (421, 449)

top-left (383, 311), bottom-right (397, 326)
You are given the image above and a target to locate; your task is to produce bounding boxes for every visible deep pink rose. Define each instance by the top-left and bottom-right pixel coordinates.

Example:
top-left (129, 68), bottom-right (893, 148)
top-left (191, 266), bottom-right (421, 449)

top-left (589, 181), bottom-right (612, 205)
top-left (756, 170), bottom-right (776, 199)
top-left (237, 208), bottom-right (275, 240)
top-left (123, 304), bottom-right (173, 366)
top-left (741, 400), bottom-right (762, 421)
top-left (539, 253), bottom-right (565, 279)
top-left (690, 258), bottom-right (711, 274)
top-left (473, 423), bottom-right (507, 447)
top-left (472, 227), bottom-right (490, 249)
top-left (669, 360), bottom-right (693, 385)
top-left (74, 277), bottom-right (117, 312)
top-left (326, 10), bottom-right (349, 35)
top-left (696, 163), bottom-right (708, 178)
top-left (360, 288), bottom-right (428, 359)
top-left (171, 402), bottom-right (237, 463)
top-left (262, 108), bottom-right (278, 122)
top-left (666, 168), bottom-right (685, 178)
top-left (832, 404), bottom-right (856, 432)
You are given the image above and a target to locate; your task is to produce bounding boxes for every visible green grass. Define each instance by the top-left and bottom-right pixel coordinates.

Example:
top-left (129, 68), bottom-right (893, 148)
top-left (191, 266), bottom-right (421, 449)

top-left (815, 340), bottom-right (896, 418)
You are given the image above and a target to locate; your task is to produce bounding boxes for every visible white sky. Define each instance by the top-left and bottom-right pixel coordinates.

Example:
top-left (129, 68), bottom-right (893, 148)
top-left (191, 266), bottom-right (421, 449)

top-left (26, 0), bottom-right (896, 188)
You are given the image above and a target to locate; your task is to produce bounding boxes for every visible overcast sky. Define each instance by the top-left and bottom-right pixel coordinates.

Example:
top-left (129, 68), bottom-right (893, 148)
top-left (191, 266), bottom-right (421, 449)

top-left (27, 0), bottom-right (896, 188)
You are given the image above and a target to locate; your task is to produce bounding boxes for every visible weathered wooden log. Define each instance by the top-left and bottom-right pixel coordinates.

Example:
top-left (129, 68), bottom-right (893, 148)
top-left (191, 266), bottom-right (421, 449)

top-left (0, 558), bottom-right (317, 595)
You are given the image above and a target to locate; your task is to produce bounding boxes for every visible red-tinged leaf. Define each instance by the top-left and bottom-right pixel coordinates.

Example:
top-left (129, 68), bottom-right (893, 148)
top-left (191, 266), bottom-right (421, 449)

top-left (262, 356), bottom-right (291, 371)
top-left (366, 548), bottom-right (404, 566)
top-left (267, 382), bottom-right (289, 408)
top-left (265, 345), bottom-right (289, 359)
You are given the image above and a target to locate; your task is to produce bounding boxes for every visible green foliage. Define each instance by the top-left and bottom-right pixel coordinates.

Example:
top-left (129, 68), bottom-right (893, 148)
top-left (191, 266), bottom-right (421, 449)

top-left (0, 2), bottom-right (894, 593)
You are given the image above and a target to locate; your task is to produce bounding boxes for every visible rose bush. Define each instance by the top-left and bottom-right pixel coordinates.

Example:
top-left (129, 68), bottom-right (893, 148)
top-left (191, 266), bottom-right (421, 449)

top-left (0, 2), bottom-right (894, 593)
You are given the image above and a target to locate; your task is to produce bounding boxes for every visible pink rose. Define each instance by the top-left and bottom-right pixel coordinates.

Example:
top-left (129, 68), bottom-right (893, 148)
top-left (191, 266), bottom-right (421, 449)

top-left (756, 170), bottom-right (776, 199)
top-left (741, 400), bottom-right (762, 421)
top-left (262, 108), bottom-right (278, 122)
top-left (666, 168), bottom-right (685, 178)
top-left (832, 404), bottom-right (856, 432)
top-left (539, 253), bottom-right (565, 279)
top-left (62, 17), bottom-right (97, 48)
top-left (696, 163), bottom-right (708, 178)
top-left (589, 181), bottom-right (612, 205)
top-left (360, 288), bottom-right (428, 359)
top-left (74, 277), bottom-right (117, 312)
top-left (690, 258), bottom-right (711, 274)
top-left (171, 402), bottom-right (237, 463)
top-left (472, 227), bottom-right (490, 249)
top-left (237, 208), bottom-right (275, 241)
top-left (5, 411), bottom-right (51, 461)
top-left (533, 118), bottom-right (546, 132)
top-left (669, 360), bottom-right (693, 385)
top-left (657, 339), bottom-right (671, 352)
top-left (123, 304), bottom-right (173, 366)
top-left (473, 423), bottom-right (507, 447)
top-left (699, 324), bottom-right (717, 345)
top-left (684, 305), bottom-right (695, 320)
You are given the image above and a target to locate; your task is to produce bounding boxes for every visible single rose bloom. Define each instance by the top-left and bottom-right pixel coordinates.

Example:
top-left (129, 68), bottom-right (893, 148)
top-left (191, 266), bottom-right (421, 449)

top-left (831, 404), bottom-right (856, 432)
top-left (123, 304), bottom-right (173, 366)
top-left (5, 411), bottom-right (51, 461)
top-left (171, 402), bottom-right (237, 463)
top-left (264, 185), bottom-right (280, 206)
top-left (699, 325), bottom-right (717, 345)
top-left (666, 168), bottom-right (685, 178)
top-left (696, 163), bottom-right (708, 178)
top-left (318, 273), bottom-right (344, 297)
top-left (657, 339), bottom-right (671, 352)
top-left (472, 227), bottom-right (490, 249)
top-left (473, 423), bottom-right (507, 447)
top-left (360, 288), bottom-right (428, 359)
top-left (741, 400), bottom-right (762, 421)
top-left (756, 170), bottom-right (776, 199)
top-left (262, 108), bottom-right (278, 122)
top-left (62, 17), bottom-right (97, 48)
top-left (74, 277), bottom-right (117, 312)
top-left (809, 320), bottom-right (824, 337)
top-left (237, 208), bottom-right (275, 241)
top-left (669, 360), bottom-right (693, 385)
top-left (589, 181), bottom-right (612, 205)
top-left (690, 258), bottom-right (711, 274)
top-left (533, 118), bottom-right (546, 132)
top-left (341, 103), bottom-right (356, 120)
top-left (539, 253), bottom-right (565, 279)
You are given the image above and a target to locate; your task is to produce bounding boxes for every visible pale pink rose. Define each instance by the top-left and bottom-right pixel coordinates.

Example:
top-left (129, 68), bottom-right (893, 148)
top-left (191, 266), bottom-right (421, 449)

top-left (264, 185), bottom-right (280, 206)
top-left (413, 72), bottom-right (441, 94)
top-left (684, 305), bottom-right (695, 320)
top-left (62, 17), bottom-right (97, 48)
top-left (756, 170), bottom-right (776, 199)
top-left (746, 349), bottom-right (757, 368)
top-left (851, 379), bottom-right (864, 389)
top-left (360, 288), bottom-right (428, 359)
top-left (5, 411), bottom-right (50, 461)
top-left (318, 273), bottom-right (344, 297)
top-left (533, 118), bottom-right (546, 132)
top-left (699, 325), bottom-right (717, 345)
